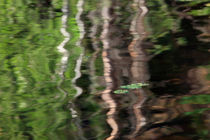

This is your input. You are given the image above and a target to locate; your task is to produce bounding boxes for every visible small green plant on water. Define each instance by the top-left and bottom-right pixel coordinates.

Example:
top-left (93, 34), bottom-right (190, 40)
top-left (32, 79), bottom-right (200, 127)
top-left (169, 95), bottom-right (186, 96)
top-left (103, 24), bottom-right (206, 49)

top-left (114, 90), bottom-right (129, 94)
top-left (114, 83), bottom-right (149, 94)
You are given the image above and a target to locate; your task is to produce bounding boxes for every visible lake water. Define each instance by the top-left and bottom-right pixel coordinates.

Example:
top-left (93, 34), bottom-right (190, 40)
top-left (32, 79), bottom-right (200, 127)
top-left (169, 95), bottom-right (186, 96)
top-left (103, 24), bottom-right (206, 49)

top-left (0, 0), bottom-right (210, 140)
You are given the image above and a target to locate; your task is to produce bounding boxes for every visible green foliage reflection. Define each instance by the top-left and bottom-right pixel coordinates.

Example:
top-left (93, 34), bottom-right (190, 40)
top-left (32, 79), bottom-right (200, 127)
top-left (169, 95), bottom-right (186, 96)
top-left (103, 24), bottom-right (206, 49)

top-left (0, 0), bottom-right (73, 139)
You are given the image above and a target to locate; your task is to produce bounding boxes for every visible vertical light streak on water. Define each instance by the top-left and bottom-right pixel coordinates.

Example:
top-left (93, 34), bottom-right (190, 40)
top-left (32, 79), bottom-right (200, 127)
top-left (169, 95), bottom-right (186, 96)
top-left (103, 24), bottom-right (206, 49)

top-left (127, 0), bottom-right (148, 138)
top-left (101, 1), bottom-right (119, 140)
top-left (56, 1), bottom-right (87, 139)
top-left (55, 0), bottom-right (77, 131)
top-left (72, 0), bottom-right (85, 98)
top-left (57, 0), bottom-right (70, 82)
top-left (69, 0), bottom-right (87, 140)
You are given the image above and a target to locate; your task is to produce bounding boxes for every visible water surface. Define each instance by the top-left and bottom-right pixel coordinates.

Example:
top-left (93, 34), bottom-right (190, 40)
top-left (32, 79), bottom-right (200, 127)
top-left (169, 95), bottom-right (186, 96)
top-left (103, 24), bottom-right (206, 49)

top-left (0, 0), bottom-right (210, 140)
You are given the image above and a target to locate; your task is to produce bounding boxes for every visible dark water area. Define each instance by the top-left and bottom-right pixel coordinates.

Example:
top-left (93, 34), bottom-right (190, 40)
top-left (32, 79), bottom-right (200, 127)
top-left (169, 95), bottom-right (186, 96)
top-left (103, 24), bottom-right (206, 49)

top-left (0, 0), bottom-right (210, 140)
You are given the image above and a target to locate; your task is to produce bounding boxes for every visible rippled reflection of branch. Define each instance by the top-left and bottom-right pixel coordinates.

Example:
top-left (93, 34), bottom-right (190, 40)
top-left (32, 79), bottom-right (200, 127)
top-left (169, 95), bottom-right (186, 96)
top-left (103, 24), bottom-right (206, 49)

top-left (56, 0), bottom-right (70, 97)
top-left (70, 0), bottom-right (87, 139)
top-left (72, 0), bottom-right (85, 98)
top-left (126, 0), bottom-right (149, 138)
top-left (101, 1), bottom-right (119, 140)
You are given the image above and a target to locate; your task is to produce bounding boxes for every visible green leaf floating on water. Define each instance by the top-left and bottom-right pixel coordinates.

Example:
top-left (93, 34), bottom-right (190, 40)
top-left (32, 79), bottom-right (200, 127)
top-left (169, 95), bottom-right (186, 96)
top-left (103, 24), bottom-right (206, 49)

top-left (114, 90), bottom-right (129, 94)
top-left (120, 83), bottom-right (149, 89)
top-left (114, 83), bottom-right (149, 94)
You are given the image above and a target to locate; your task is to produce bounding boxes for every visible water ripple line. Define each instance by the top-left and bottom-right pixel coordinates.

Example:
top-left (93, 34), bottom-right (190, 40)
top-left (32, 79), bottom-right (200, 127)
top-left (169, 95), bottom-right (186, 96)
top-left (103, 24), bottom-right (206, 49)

top-left (72, 0), bottom-right (85, 98)
top-left (57, 0), bottom-right (70, 81)
top-left (69, 0), bottom-right (87, 139)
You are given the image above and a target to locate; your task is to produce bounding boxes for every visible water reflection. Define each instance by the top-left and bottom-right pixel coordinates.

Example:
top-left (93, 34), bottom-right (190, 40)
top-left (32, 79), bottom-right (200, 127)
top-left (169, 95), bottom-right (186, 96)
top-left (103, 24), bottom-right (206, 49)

top-left (0, 0), bottom-right (210, 139)
top-left (56, 0), bottom-right (70, 95)
top-left (72, 0), bottom-right (85, 98)
top-left (101, 1), bottom-right (119, 139)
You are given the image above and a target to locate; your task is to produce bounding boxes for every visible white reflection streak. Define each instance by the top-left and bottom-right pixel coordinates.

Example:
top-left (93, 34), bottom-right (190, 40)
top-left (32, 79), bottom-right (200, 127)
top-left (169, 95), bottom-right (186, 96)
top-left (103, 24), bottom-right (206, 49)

top-left (101, 1), bottom-right (119, 140)
top-left (56, 0), bottom-right (80, 123)
top-left (57, 1), bottom-right (86, 139)
top-left (71, 1), bottom-right (87, 139)
top-left (57, 0), bottom-right (70, 80)
top-left (72, 0), bottom-right (85, 98)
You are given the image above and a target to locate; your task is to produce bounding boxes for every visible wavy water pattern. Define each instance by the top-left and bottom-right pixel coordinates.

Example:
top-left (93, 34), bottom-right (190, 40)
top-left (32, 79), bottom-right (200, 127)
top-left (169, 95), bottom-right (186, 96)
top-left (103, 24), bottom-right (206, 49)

top-left (70, 0), bottom-right (87, 139)
top-left (1, 0), bottom-right (209, 139)
top-left (56, 0), bottom-right (70, 81)
top-left (101, 1), bottom-right (119, 140)
top-left (127, 0), bottom-right (149, 138)
top-left (72, 0), bottom-right (85, 98)
top-left (56, 0), bottom-right (78, 119)
top-left (56, 2), bottom-right (86, 139)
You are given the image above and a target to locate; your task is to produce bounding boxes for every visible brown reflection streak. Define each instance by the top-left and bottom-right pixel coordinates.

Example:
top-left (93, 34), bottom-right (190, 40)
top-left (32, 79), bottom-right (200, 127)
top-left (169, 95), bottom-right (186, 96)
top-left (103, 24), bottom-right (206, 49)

top-left (101, 1), bottom-right (119, 140)
top-left (127, 0), bottom-right (149, 138)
